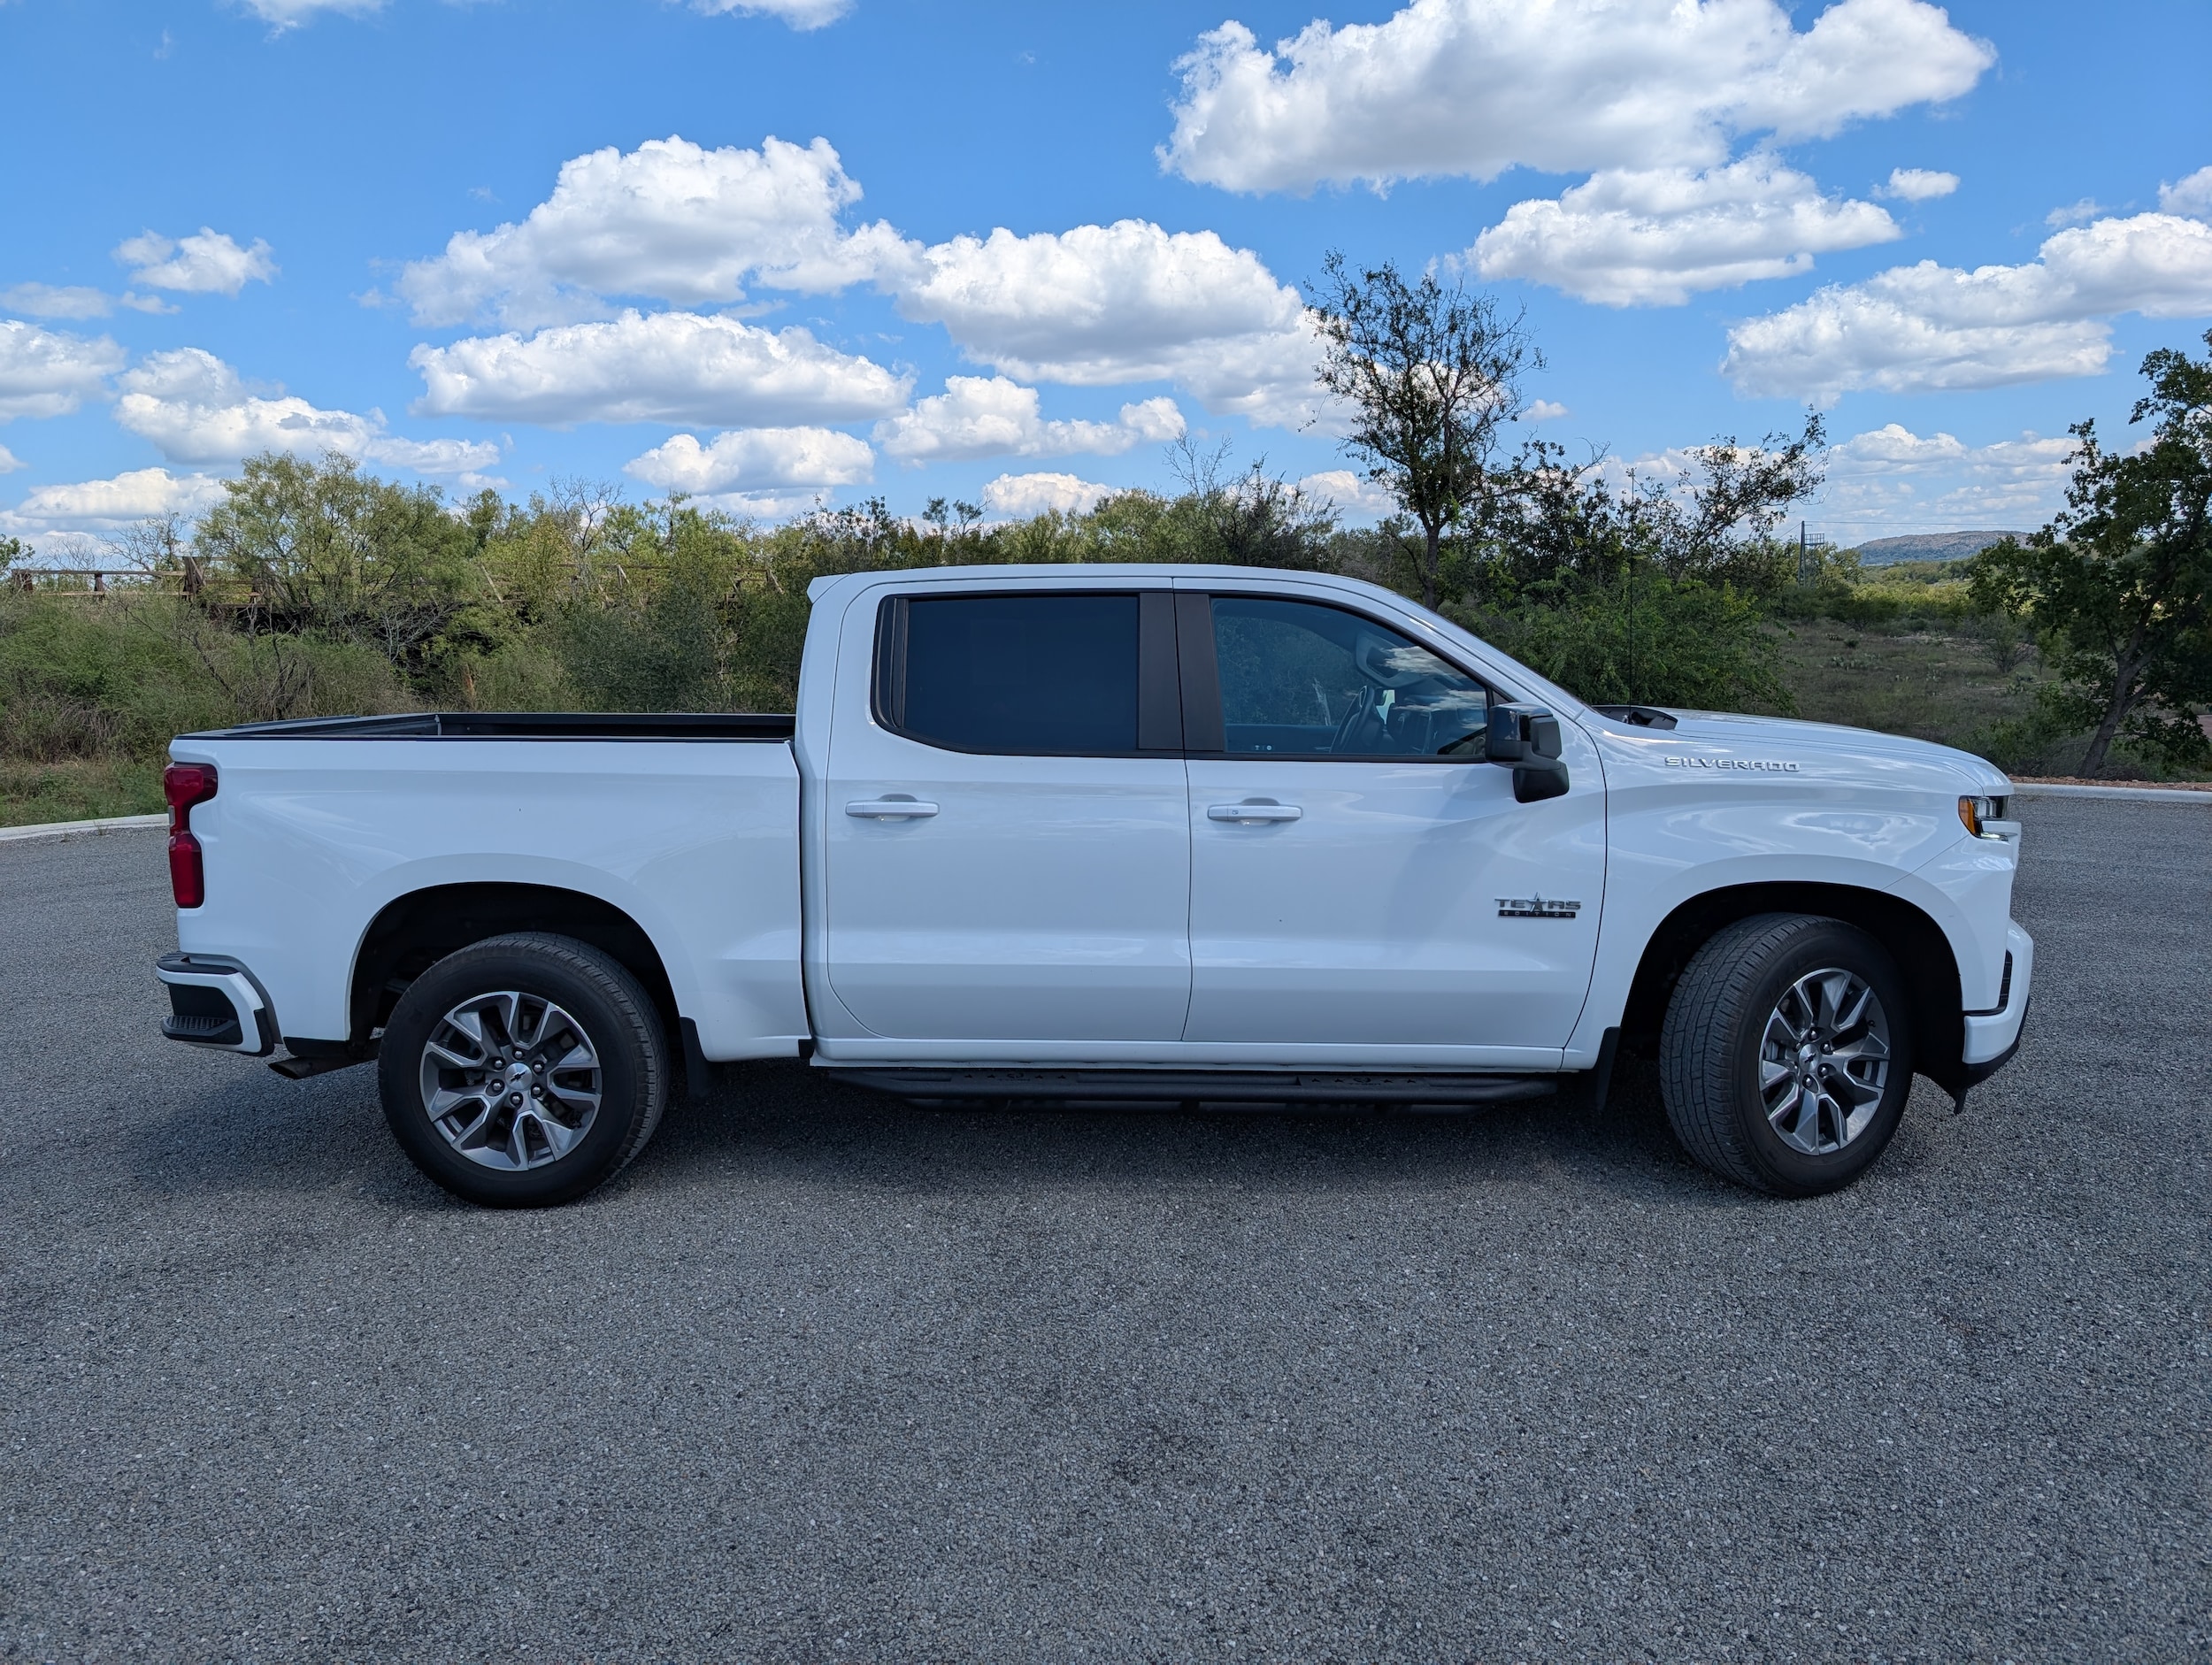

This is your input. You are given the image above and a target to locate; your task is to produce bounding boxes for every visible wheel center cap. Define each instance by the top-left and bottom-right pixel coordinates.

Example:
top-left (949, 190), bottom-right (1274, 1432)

top-left (1798, 1044), bottom-right (1817, 1063)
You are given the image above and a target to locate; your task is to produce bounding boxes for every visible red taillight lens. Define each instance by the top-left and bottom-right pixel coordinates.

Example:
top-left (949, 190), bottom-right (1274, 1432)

top-left (164, 763), bottom-right (218, 909)
top-left (167, 836), bottom-right (204, 909)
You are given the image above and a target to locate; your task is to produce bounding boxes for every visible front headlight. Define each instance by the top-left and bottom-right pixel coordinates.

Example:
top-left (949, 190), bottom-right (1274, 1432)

top-left (1958, 795), bottom-right (2015, 838)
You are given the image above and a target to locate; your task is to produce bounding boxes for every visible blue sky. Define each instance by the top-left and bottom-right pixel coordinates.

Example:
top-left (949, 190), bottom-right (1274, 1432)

top-left (3, 0), bottom-right (2208, 556)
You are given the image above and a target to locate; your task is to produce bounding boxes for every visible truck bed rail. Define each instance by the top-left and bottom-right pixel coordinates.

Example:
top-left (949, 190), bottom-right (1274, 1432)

top-left (180, 711), bottom-right (798, 742)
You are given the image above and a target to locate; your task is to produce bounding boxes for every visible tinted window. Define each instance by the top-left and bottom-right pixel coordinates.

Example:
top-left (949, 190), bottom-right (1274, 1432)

top-left (1211, 597), bottom-right (1488, 758)
top-left (895, 594), bottom-right (1140, 755)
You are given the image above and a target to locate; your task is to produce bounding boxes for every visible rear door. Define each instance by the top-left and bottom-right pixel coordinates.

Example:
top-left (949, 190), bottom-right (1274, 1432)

top-left (1179, 590), bottom-right (1605, 1054)
top-left (822, 587), bottom-right (1192, 1042)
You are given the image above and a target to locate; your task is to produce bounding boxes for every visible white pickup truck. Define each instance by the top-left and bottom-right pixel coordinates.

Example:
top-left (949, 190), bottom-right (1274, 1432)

top-left (155, 564), bottom-right (2032, 1206)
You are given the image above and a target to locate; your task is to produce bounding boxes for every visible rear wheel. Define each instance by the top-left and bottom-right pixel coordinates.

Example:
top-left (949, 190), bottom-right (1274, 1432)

top-left (378, 932), bottom-right (669, 1207)
top-left (1659, 913), bottom-right (1914, 1197)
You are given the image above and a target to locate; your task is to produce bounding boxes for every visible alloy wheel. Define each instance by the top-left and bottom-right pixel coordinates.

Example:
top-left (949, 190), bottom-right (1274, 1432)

top-left (417, 991), bottom-right (603, 1170)
top-left (1757, 967), bottom-right (1893, 1155)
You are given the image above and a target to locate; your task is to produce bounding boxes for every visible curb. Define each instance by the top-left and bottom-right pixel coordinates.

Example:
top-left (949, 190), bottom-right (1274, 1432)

top-left (2013, 782), bottom-right (2212, 804)
top-left (0, 812), bottom-right (167, 845)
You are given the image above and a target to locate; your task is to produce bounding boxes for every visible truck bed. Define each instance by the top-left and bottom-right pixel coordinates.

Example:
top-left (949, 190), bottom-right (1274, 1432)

top-left (166, 716), bottom-right (810, 1059)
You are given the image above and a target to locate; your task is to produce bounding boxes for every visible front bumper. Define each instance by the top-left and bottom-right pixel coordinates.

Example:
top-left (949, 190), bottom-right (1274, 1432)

top-left (157, 952), bottom-right (276, 1056)
top-left (1960, 919), bottom-right (2033, 1075)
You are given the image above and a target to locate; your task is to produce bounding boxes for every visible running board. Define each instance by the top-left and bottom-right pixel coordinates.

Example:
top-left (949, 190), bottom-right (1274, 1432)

top-left (819, 1068), bottom-right (1557, 1105)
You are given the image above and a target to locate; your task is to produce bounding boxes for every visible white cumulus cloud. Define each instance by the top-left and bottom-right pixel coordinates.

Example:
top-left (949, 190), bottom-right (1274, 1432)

top-left (689, 0), bottom-right (850, 27)
top-left (1, 466), bottom-right (230, 534)
top-left (1878, 167), bottom-right (1958, 202)
top-left (1472, 158), bottom-right (1899, 306)
top-left (234, 0), bottom-right (381, 28)
top-left (1295, 468), bottom-right (1400, 521)
top-left (1161, 0), bottom-right (1993, 194)
top-left (409, 310), bottom-right (910, 426)
top-left (1724, 202), bottom-right (2212, 401)
top-left (115, 229), bottom-right (277, 296)
top-left (399, 136), bottom-right (903, 328)
top-left (0, 445), bottom-right (23, 475)
top-left (981, 472), bottom-right (1118, 518)
top-left (874, 376), bottom-right (1185, 462)
top-left (2, 285), bottom-right (117, 320)
top-left (397, 134), bottom-right (1334, 428)
top-left (890, 220), bottom-right (1325, 424)
top-left (625, 426), bottom-right (874, 495)
top-left (2161, 166), bottom-right (2212, 220)
top-left (1819, 423), bottom-right (2078, 536)
top-left (2044, 198), bottom-right (2107, 231)
top-left (0, 320), bottom-right (126, 420)
top-left (115, 348), bottom-right (499, 474)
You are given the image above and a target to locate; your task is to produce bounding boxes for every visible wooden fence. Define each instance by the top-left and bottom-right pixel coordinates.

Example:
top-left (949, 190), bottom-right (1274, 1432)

top-left (6, 562), bottom-right (207, 597)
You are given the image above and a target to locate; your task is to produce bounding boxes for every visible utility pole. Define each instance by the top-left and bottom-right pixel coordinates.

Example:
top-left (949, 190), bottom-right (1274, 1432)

top-left (1799, 519), bottom-right (1810, 587)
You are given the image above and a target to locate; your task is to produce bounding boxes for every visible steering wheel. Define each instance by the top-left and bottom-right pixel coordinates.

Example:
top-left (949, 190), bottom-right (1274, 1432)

top-left (1332, 684), bottom-right (1379, 755)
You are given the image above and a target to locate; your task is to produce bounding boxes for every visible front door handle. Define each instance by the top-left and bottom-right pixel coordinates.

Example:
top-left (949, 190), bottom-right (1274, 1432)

top-left (847, 799), bottom-right (939, 819)
top-left (1208, 802), bottom-right (1302, 823)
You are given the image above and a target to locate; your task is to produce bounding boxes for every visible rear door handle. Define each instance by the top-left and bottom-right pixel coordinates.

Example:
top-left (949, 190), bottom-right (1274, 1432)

top-left (846, 799), bottom-right (939, 819)
top-left (1208, 802), bottom-right (1302, 823)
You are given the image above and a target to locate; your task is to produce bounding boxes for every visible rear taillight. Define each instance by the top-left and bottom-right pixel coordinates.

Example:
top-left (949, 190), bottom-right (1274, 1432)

top-left (165, 763), bottom-right (218, 909)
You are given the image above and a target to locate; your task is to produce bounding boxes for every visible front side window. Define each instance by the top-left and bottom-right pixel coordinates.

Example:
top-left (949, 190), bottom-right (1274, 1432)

top-left (882, 593), bottom-right (1140, 755)
top-left (1210, 596), bottom-right (1489, 758)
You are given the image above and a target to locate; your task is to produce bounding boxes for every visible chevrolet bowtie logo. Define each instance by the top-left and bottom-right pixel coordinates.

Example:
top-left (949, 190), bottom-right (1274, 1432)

top-left (1498, 895), bottom-right (1582, 919)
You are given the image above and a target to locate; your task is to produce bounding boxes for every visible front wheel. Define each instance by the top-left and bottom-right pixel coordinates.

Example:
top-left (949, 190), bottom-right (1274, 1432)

top-left (1659, 914), bottom-right (1915, 1197)
top-left (378, 932), bottom-right (670, 1207)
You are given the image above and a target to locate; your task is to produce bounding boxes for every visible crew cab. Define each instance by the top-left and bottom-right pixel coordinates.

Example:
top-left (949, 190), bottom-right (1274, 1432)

top-left (154, 564), bottom-right (2032, 1205)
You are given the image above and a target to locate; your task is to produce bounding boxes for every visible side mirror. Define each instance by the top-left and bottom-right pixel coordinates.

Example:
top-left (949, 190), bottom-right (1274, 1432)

top-left (1486, 702), bottom-right (1571, 803)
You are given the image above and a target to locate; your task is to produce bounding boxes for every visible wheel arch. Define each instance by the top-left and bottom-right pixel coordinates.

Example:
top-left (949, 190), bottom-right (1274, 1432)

top-left (1620, 882), bottom-right (1967, 1092)
top-left (347, 883), bottom-right (681, 1049)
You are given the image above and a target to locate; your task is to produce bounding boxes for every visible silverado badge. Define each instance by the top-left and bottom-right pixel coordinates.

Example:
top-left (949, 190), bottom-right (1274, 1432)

top-left (1664, 756), bottom-right (1801, 771)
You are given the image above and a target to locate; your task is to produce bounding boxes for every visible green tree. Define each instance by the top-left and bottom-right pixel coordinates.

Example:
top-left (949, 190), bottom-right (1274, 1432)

top-left (1479, 417), bottom-right (1825, 602)
top-left (1475, 569), bottom-right (1789, 712)
top-left (194, 451), bottom-right (480, 671)
top-left (1312, 253), bottom-right (1538, 610)
top-left (1453, 419), bottom-right (1824, 710)
top-left (1163, 438), bottom-right (1340, 570)
top-left (1970, 333), bottom-right (2212, 775)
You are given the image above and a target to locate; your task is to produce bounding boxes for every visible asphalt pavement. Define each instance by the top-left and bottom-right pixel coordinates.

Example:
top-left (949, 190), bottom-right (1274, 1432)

top-left (1, 798), bottom-right (2205, 1663)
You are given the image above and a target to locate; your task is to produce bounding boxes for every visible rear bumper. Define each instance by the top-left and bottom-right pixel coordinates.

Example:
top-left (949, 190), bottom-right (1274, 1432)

top-left (157, 952), bottom-right (276, 1056)
top-left (1960, 920), bottom-right (2033, 1071)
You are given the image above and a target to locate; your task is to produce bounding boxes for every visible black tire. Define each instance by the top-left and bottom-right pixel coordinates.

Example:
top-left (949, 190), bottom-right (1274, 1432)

top-left (1659, 913), bottom-right (1915, 1198)
top-left (378, 932), bottom-right (669, 1208)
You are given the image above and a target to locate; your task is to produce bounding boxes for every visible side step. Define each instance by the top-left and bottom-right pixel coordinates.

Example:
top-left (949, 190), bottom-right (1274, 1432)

top-left (820, 1068), bottom-right (1556, 1106)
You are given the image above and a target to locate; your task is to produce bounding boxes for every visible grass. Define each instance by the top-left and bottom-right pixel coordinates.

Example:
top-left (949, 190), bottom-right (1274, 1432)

top-left (1771, 618), bottom-right (2041, 751)
top-left (1769, 616), bottom-right (2208, 779)
top-left (0, 758), bottom-right (165, 828)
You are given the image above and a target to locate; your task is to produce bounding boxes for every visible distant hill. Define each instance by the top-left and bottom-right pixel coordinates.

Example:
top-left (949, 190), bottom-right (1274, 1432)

top-left (1847, 531), bottom-right (2026, 566)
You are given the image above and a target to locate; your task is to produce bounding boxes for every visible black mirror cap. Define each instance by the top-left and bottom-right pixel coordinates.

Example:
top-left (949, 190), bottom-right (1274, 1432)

top-left (1513, 756), bottom-right (1571, 803)
top-left (1486, 703), bottom-right (1527, 762)
top-left (1488, 702), bottom-right (1563, 765)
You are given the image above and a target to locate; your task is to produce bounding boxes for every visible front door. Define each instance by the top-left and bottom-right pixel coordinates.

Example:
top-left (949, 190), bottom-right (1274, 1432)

top-left (824, 587), bottom-right (1192, 1042)
top-left (1180, 592), bottom-right (1605, 1053)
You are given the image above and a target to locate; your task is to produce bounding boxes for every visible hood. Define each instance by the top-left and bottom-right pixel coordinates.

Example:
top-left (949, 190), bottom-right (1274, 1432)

top-left (1612, 708), bottom-right (2014, 795)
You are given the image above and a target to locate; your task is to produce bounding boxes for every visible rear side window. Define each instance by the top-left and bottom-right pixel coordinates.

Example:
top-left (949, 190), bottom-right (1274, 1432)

top-left (879, 593), bottom-right (1141, 755)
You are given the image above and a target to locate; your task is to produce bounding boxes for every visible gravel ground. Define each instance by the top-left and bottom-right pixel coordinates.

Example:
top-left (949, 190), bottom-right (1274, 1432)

top-left (1, 799), bottom-right (2205, 1663)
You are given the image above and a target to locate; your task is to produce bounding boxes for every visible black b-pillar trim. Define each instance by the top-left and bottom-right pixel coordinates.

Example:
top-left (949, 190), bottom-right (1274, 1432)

top-left (1173, 592), bottom-right (1225, 754)
top-left (1136, 591), bottom-right (1184, 752)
